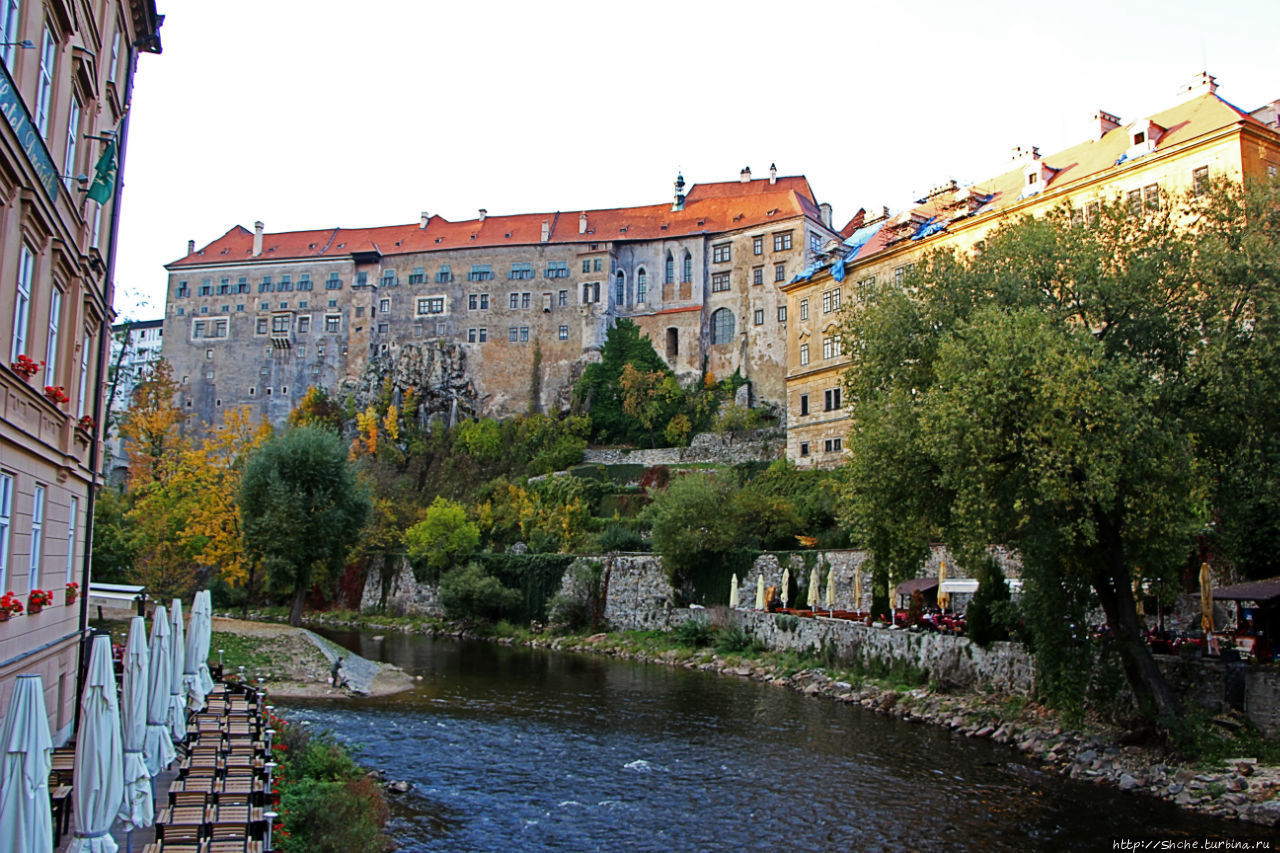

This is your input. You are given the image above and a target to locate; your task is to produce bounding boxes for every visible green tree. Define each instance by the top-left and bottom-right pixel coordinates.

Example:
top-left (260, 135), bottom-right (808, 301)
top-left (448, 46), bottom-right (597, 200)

top-left (574, 319), bottom-right (672, 444)
top-left (403, 496), bottom-right (480, 580)
top-left (620, 363), bottom-right (681, 448)
top-left (839, 184), bottom-right (1280, 723)
top-left (239, 427), bottom-right (371, 626)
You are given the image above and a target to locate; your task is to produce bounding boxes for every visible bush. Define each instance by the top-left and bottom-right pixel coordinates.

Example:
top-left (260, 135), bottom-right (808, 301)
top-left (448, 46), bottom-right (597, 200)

top-left (547, 559), bottom-right (605, 632)
top-left (715, 623), bottom-right (757, 654)
top-left (965, 558), bottom-right (1011, 647)
top-left (672, 616), bottom-right (713, 647)
top-left (438, 563), bottom-right (522, 622)
top-left (404, 496), bottom-right (480, 583)
top-left (597, 524), bottom-right (646, 552)
top-left (712, 403), bottom-right (766, 433)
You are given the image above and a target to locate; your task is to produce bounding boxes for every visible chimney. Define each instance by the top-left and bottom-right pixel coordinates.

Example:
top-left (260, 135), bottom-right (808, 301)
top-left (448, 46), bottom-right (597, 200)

top-left (769, 163), bottom-right (777, 185)
top-left (252, 221), bottom-right (264, 257)
top-left (187, 239), bottom-right (195, 255)
top-left (672, 172), bottom-right (686, 212)
top-left (420, 211), bottom-right (429, 229)
top-left (1176, 71), bottom-right (1218, 103)
top-left (819, 202), bottom-right (833, 229)
top-left (1010, 145), bottom-right (1040, 164)
top-left (579, 212), bottom-right (588, 234)
top-left (1092, 109), bottom-right (1121, 138)
top-left (478, 208), bottom-right (487, 223)
top-left (540, 220), bottom-right (550, 242)
top-left (740, 166), bottom-right (752, 183)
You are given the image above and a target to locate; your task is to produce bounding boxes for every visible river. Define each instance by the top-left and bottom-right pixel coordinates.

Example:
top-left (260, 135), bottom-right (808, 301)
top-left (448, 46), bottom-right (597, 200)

top-left (275, 629), bottom-right (1271, 852)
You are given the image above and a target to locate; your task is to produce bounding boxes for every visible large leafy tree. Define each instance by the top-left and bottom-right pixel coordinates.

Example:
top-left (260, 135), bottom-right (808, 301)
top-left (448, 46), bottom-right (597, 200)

top-left (840, 180), bottom-right (1280, 724)
top-left (575, 319), bottom-right (673, 444)
top-left (239, 427), bottom-right (371, 626)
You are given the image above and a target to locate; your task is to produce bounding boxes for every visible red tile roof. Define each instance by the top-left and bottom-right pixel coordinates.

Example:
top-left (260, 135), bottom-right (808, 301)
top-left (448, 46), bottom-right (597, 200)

top-left (168, 176), bottom-right (821, 268)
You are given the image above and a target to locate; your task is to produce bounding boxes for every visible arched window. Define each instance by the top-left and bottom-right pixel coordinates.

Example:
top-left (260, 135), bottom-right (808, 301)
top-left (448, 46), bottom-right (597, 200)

top-left (682, 251), bottom-right (692, 283)
top-left (711, 308), bottom-right (735, 345)
top-left (636, 267), bottom-right (647, 303)
top-left (664, 252), bottom-right (674, 285)
top-left (615, 271), bottom-right (625, 305)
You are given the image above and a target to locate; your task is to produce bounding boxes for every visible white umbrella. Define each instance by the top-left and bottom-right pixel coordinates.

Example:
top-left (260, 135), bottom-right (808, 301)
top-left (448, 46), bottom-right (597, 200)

top-left (168, 599), bottom-right (187, 742)
top-left (808, 567), bottom-right (821, 609)
top-left (118, 615), bottom-right (153, 831)
top-left (781, 568), bottom-right (790, 608)
top-left (729, 574), bottom-right (739, 608)
top-left (68, 635), bottom-right (124, 853)
top-left (0, 673), bottom-right (53, 853)
top-left (193, 591), bottom-right (213, 696)
top-left (143, 605), bottom-right (176, 776)
top-left (826, 570), bottom-right (836, 613)
top-left (755, 575), bottom-right (765, 609)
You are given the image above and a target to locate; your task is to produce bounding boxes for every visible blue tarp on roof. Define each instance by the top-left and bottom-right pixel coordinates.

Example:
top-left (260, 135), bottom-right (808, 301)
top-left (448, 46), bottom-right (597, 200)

top-left (912, 218), bottom-right (946, 240)
top-left (841, 221), bottom-right (885, 260)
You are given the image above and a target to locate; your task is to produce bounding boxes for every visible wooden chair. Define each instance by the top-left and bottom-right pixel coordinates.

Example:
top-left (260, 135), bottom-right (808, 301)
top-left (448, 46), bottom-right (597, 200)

top-left (49, 784), bottom-right (73, 847)
top-left (207, 821), bottom-right (249, 844)
top-left (170, 790), bottom-right (209, 809)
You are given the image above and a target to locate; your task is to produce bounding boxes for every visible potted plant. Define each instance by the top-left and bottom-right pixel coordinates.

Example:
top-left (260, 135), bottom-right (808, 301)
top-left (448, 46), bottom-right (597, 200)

top-left (43, 385), bottom-right (70, 404)
top-left (0, 592), bottom-right (23, 621)
top-left (65, 581), bottom-right (79, 605)
top-left (10, 354), bottom-right (42, 380)
top-left (28, 589), bottom-right (53, 614)
top-left (78, 415), bottom-right (95, 431)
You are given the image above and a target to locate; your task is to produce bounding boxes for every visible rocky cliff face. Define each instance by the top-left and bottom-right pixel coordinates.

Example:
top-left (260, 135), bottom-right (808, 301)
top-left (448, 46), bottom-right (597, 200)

top-left (341, 341), bottom-right (481, 426)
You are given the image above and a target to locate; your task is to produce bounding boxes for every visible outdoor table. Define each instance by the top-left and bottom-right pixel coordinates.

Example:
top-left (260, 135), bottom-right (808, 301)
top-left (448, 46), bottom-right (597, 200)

top-left (49, 784), bottom-right (73, 846)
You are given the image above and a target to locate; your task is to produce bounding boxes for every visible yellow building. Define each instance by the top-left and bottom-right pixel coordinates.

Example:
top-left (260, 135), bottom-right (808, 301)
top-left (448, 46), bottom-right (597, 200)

top-left (782, 74), bottom-right (1280, 466)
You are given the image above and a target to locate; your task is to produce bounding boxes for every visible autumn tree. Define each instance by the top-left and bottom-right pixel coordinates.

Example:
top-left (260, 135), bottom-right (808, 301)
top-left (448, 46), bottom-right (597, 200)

top-left (239, 427), bottom-right (371, 626)
top-left (574, 319), bottom-right (673, 445)
top-left (119, 359), bottom-right (186, 487)
top-left (839, 180), bottom-right (1280, 724)
top-left (620, 363), bottom-right (682, 448)
top-left (404, 497), bottom-right (480, 581)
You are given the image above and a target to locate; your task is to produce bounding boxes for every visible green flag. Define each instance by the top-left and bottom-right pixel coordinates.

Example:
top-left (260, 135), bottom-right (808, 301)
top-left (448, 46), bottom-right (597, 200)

top-left (85, 138), bottom-right (116, 204)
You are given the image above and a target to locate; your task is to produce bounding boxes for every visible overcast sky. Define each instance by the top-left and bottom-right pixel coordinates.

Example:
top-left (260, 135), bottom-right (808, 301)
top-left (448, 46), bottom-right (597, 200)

top-left (110, 0), bottom-right (1280, 319)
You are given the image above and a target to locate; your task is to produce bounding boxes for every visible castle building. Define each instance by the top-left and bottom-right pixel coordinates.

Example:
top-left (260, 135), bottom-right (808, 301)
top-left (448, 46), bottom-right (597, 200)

top-left (782, 75), bottom-right (1280, 467)
top-left (0, 0), bottom-right (161, 738)
top-left (161, 169), bottom-right (839, 428)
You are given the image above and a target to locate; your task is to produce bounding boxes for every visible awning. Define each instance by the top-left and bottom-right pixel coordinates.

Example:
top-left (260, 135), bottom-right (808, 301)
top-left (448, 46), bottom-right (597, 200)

top-left (1212, 577), bottom-right (1280, 605)
top-left (939, 578), bottom-right (1024, 595)
top-left (896, 577), bottom-right (938, 598)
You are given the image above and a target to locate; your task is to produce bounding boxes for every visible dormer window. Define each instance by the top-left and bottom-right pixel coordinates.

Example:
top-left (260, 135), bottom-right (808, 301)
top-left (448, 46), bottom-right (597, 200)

top-left (1125, 120), bottom-right (1163, 160)
top-left (1132, 130), bottom-right (1145, 146)
top-left (1027, 173), bottom-right (1037, 186)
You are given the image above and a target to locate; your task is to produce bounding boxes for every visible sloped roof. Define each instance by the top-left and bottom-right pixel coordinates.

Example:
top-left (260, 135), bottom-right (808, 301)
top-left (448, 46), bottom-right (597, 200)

top-left (841, 92), bottom-right (1269, 267)
top-left (1213, 577), bottom-right (1280, 604)
top-left (168, 176), bottom-right (821, 269)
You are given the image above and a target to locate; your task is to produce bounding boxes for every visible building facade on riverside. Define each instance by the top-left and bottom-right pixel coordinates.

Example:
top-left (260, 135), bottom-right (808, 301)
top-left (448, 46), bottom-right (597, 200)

top-left (105, 316), bottom-right (163, 482)
top-left (0, 0), bottom-right (162, 739)
top-left (782, 75), bottom-right (1280, 467)
top-left (160, 168), bottom-right (840, 429)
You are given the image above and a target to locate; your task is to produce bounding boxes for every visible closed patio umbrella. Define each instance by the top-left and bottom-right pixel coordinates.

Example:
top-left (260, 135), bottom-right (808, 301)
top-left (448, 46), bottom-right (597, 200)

top-left (168, 599), bottom-right (186, 742)
top-left (755, 575), bottom-right (765, 610)
top-left (729, 574), bottom-right (739, 608)
top-left (68, 635), bottom-right (124, 853)
top-left (0, 673), bottom-right (53, 853)
top-left (118, 615), bottom-right (152, 831)
top-left (825, 569), bottom-right (836, 613)
top-left (937, 561), bottom-right (950, 612)
top-left (854, 571), bottom-right (863, 613)
top-left (781, 568), bottom-right (790, 608)
top-left (143, 605), bottom-right (176, 776)
top-left (807, 567), bottom-right (820, 609)
top-left (1200, 562), bottom-right (1214, 633)
top-left (184, 590), bottom-right (213, 710)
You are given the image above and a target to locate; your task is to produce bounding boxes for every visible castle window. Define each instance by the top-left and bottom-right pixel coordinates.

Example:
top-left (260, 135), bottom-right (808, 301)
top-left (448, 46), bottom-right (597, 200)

top-left (177, 281), bottom-right (189, 298)
top-left (509, 262), bottom-right (534, 280)
top-left (199, 279), bottom-right (212, 296)
top-left (824, 437), bottom-right (842, 453)
top-left (545, 261), bottom-right (570, 279)
top-left (259, 277), bottom-right (273, 293)
top-left (468, 264), bottom-right (493, 282)
top-left (800, 394), bottom-right (809, 416)
top-left (711, 272), bottom-right (730, 293)
top-left (753, 236), bottom-right (763, 255)
top-left (558, 289), bottom-right (568, 307)
top-left (636, 268), bottom-right (647, 303)
top-left (297, 316), bottom-right (310, 334)
top-left (1193, 166), bottom-right (1209, 196)
top-left (753, 267), bottom-right (763, 286)
top-left (379, 298), bottom-right (390, 314)
top-left (682, 251), bottom-right (692, 283)
top-left (436, 265), bottom-right (453, 283)
top-left (279, 275), bottom-right (293, 292)
top-left (775, 263), bottom-right (786, 282)
top-left (753, 309), bottom-right (764, 326)
top-left (824, 387), bottom-right (842, 411)
top-left (800, 343), bottom-right (809, 365)
top-left (822, 288), bottom-right (841, 313)
top-left (558, 325), bottom-right (568, 340)
top-left (417, 297), bottom-right (445, 315)
top-left (298, 274), bottom-right (312, 291)
top-left (409, 267), bottom-right (425, 284)
top-left (615, 271), bottom-right (625, 305)
top-left (710, 307), bottom-right (735, 344)
top-left (665, 252), bottom-right (674, 284)
top-left (777, 305), bottom-right (787, 322)
top-left (325, 315), bottom-right (340, 333)
top-left (381, 269), bottom-right (398, 287)
top-left (773, 232), bottom-right (792, 251)
top-left (712, 243), bottom-right (731, 263)
top-left (237, 277), bottom-right (249, 293)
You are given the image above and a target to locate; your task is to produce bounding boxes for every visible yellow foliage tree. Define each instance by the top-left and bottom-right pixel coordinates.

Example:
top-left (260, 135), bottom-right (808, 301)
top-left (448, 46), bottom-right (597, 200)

top-left (176, 406), bottom-right (272, 589)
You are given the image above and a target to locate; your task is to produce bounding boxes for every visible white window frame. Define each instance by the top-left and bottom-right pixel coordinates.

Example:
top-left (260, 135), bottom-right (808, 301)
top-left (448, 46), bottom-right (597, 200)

top-left (0, 0), bottom-right (18, 70)
top-left (76, 330), bottom-right (91, 418)
top-left (45, 287), bottom-right (61, 384)
top-left (11, 244), bottom-right (34, 361)
top-left (0, 471), bottom-right (12, 591)
top-left (108, 31), bottom-right (120, 82)
top-left (29, 483), bottom-right (44, 590)
top-left (35, 26), bottom-right (55, 139)
top-left (64, 495), bottom-right (77, 583)
top-left (63, 98), bottom-right (81, 192)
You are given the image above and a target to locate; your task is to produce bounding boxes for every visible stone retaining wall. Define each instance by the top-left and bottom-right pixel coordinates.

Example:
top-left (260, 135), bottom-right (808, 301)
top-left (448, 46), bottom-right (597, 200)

top-left (359, 556), bottom-right (441, 617)
top-left (581, 429), bottom-right (785, 467)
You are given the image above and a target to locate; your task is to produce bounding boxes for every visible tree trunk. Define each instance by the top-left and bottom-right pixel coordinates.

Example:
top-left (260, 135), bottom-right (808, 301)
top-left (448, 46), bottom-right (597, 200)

top-left (1092, 523), bottom-right (1183, 723)
top-left (288, 584), bottom-right (307, 627)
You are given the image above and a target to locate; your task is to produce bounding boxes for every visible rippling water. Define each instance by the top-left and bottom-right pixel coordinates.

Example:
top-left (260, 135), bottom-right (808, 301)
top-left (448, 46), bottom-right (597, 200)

top-left (276, 630), bottom-right (1270, 852)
